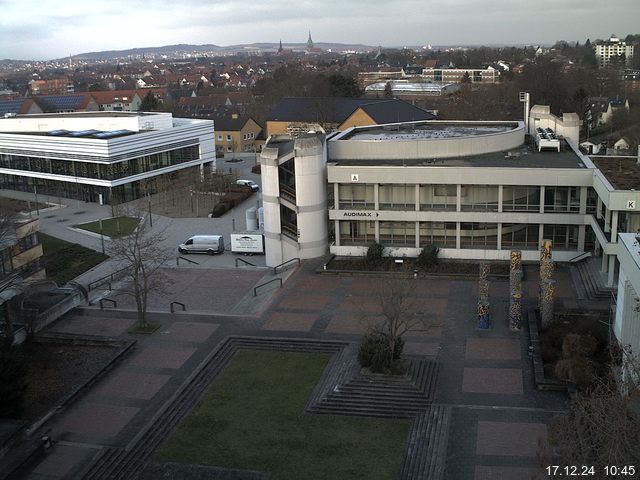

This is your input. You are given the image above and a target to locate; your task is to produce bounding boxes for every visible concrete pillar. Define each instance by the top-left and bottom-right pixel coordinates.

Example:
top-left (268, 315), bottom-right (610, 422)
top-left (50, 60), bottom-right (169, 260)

top-left (415, 185), bottom-right (420, 212)
top-left (456, 222), bottom-right (461, 249)
top-left (578, 225), bottom-right (586, 251)
top-left (608, 255), bottom-right (616, 287)
top-left (579, 186), bottom-right (587, 215)
top-left (374, 184), bottom-right (379, 210)
top-left (539, 185), bottom-right (545, 213)
top-left (456, 184), bottom-right (462, 212)
top-left (604, 207), bottom-right (611, 233)
top-left (334, 220), bottom-right (340, 246)
top-left (498, 185), bottom-right (503, 213)
top-left (333, 183), bottom-right (339, 210)
top-left (538, 224), bottom-right (544, 249)
top-left (497, 223), bottom-right (502, 250)
top-left (375, 220), bottom-right (380, 242)
top-left (611, 210), bottom-right (619, 243)
top-left (415, 221), bottom-right (420, 248)
top-left (602, 253), bottom-right (608, 273)
top-left (596, 197), bottom-right (603, 220)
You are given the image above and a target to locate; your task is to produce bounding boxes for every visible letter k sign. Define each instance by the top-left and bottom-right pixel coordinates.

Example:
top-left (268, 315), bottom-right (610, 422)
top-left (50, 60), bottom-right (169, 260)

top-left (628, 200), bottom-right (636, 209)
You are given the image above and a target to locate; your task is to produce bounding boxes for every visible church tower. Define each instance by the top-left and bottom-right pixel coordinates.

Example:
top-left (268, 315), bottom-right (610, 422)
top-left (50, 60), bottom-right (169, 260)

top-left (307, 30), bottom-right (314, 49)
top-left (278, 39), bottom-right (283, 53)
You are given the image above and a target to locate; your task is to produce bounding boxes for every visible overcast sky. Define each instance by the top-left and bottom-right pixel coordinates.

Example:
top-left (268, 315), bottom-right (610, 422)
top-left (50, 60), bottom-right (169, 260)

top-left (1, 0), bottom-right (639, 60)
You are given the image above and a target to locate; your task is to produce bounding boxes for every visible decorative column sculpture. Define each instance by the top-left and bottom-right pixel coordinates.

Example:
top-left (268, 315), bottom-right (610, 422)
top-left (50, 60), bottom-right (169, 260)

top-left (539, 239), bottom-right (554, 311)
top-left (509, 250), bottom-right (523, 331)
top-left (477, 262), bottom-right (491, 330)
top-left (540, 279), bottom-right (556, 328)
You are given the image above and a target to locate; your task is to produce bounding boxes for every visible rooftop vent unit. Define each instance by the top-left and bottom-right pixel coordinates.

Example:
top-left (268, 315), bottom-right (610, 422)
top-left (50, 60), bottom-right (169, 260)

top-left (534, 127), bottom-right (560, 152)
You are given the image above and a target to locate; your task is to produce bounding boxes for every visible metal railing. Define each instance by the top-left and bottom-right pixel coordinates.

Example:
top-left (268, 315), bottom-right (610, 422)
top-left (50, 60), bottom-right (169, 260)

top-left (569, 251), bottom-right (592, 263)
top-left (88, 266), bottom-right (130, 292)
top-left (235, 258), bottom-right (255, 267)
top-left (176, 256), bottom-right (199, 266)
top-left (273, 257), bottom-right (300, 275)
top-left (99, 298), bottom-right (117, 310)
top-left (170, 301), bottom-right (186, 313)
top-left (254, 278), bottom-right (283, 296)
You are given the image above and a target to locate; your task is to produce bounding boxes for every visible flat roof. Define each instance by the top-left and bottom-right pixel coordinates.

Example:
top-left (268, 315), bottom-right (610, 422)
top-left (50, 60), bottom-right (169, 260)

top-left (338, 121), bottom-right (518, 141)
top-left (330, 140), bottom-right (586, 169)
top-left (6, 111), bottom-right (155, 119)
top-left (592, 157), bottom-right (640, 190)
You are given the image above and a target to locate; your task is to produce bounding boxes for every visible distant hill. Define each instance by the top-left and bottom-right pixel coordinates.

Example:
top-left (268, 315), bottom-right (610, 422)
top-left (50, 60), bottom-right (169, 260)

top-left (67, 42), bottom-right (376, 61)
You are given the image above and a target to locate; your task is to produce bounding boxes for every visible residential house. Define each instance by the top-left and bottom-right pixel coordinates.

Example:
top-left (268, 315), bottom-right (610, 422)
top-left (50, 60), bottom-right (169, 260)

top-left (91, 90), bottom-right (142, 112)
top-left (266, 97), bottom-right (434, 137)
top-left (213, 113), bottom-right (263, 154)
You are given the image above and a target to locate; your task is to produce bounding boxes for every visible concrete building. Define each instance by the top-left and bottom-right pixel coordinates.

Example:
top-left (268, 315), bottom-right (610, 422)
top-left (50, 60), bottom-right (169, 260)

top-left (614, 233), bottom-right (640, 377)
top-left (595, 35), bottom-right (635, 68)
top-left (0, 111), bottom-right (215, 204)
top-left (259, 105), bottom-right (640, 291)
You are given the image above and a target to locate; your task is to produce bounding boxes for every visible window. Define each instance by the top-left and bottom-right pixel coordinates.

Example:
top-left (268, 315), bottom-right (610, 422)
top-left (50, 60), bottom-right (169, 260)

top-left (379, 184), bottom-right (414, 210)
top-left (339, 220), bottom-right (375, 245)
top-left (501, 224), bottom-right (539, 249)
top-left (420, 222), bottom-right (456, 248)
top-left (461, 185), bottom-right (499, 212)
top-left (503, 186), bottom-right (540, 212)
top-left (217, 135), bottom-right (223, 141)
top-left (460, 223), bottom-right (498, 249)
top-left (226, 135), bottom-right (232, 141)
top-left (421, 185), bottom-right (456, 210)
top-left (338, 184), bottom-right (374, 209)
top-left (379, 221), bottom-right (415, 246)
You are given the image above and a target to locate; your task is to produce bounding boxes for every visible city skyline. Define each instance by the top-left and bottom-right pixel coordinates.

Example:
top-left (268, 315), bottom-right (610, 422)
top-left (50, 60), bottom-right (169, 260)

top-left (1, 0), bottom-right (639, 61)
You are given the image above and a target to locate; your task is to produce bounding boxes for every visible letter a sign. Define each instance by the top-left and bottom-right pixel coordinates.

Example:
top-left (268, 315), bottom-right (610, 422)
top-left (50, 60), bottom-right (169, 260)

top-left (351, 174), bottom-right (359, 182)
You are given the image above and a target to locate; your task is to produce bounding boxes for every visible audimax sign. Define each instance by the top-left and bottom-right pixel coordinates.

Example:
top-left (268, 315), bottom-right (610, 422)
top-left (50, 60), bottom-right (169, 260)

top-left (342, 211), bottom-right (380, 218)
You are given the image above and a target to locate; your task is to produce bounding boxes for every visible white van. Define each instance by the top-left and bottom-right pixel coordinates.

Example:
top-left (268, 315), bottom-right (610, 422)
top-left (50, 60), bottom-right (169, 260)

top-left (236, 179), bottom-right (259, 192)
top-left (178, 235), bottom-right (225, 255)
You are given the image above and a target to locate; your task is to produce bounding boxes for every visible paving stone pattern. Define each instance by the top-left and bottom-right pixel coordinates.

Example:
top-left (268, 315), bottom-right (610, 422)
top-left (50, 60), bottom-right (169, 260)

top-left (21, 261), bottom-right (587, 480)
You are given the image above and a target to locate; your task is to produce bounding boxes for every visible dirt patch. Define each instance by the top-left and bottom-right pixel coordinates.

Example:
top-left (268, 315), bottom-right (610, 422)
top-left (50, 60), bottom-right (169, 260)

top-left (15, 342), bottom-right (117, 420)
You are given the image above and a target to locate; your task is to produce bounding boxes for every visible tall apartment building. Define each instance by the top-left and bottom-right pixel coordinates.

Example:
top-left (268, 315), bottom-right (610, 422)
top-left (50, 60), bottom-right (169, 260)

top-left (595, 34), bottom-right (635, 68)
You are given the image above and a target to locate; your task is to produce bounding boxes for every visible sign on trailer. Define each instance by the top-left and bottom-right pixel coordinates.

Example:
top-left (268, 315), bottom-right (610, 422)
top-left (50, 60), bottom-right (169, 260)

top-left (230, 233), bottom-right (264, 254)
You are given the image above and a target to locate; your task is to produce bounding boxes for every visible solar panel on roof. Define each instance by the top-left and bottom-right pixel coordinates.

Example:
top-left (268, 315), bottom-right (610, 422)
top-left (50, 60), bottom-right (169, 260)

top-left (70, 129), bottom-right (99, 137)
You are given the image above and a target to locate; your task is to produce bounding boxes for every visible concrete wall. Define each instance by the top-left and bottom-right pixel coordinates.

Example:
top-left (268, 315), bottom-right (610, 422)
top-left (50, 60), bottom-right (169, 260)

top-left (329, 121), bottom-right (524, 160)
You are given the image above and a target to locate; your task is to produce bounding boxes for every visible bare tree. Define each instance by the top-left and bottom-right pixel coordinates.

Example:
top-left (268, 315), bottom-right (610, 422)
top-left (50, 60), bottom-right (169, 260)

top-left (0, 204), bottom-right (21, 349)
top-left (359, 278), bottom-right (435, 373)
top-left (546, 348), bottom-right (640, 476)
top-left (107, 213), bottom-right (171, 329)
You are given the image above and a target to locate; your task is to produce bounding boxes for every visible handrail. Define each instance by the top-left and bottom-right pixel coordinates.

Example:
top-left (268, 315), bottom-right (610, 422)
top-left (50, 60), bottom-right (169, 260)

top-left (254, 278), bottom-right (282, 296)
top-left (235, 258), bottom-right (255, 267)
top-left (99, 298), bottom-right (117, 310)
top-left (88, 266), bottom-right (130, 292)
top-left (273, 257), bottom-right (300, 275)
top-left (569, 251), bottom-right (592, 263)
top-left (170, 301), bottom-right (186, 313)
top-left (176, 256), bottom-right (199, 266)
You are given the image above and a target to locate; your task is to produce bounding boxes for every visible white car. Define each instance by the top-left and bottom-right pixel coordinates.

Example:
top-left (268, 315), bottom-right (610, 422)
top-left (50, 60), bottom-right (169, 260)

top-left (236, 179), bottom-right (259, 192)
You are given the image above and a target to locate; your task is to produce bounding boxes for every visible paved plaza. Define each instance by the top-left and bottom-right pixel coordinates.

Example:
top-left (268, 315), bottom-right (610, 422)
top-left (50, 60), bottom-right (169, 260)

top-left (15, 253), bottom-right (578, 480)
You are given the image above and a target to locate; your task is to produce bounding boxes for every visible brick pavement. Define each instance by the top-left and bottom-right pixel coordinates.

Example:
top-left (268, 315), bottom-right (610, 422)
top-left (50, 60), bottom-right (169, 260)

top-left (22, 261), bottom-right (581, 480)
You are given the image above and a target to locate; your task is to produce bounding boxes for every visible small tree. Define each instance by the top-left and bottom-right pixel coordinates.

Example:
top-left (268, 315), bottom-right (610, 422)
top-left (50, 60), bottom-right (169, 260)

top-left (384, 81), bottom-right (393, 98)
top-left (107, 213), bottom-right (171, 329)
top-left (139, 91), bottom-right (160, 111)
top-left (416, 244), bottom-right (439, 270)
top-left (365, 241), bottom-right (384, 268)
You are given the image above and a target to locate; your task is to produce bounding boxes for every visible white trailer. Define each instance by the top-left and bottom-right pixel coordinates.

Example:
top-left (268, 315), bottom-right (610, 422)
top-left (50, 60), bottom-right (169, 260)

top-left (230, 232), bottom-right (265, 254)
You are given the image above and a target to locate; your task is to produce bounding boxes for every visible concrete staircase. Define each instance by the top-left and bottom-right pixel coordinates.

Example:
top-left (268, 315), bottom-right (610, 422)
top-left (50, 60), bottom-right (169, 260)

top-left (399, 406), bottom-right (452, 480)
top-left (571, 257), bottom-right (615, 301)
top-left (306, 357), bottom-right (439, 418)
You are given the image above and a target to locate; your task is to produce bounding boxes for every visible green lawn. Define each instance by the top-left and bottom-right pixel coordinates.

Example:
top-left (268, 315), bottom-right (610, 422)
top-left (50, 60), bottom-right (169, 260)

top-left (74, 216), bottom-right (140, 238)
top-left (157, 350), bottom-right (411, 479)
top-left (38, 232), bottom-right (108, 285)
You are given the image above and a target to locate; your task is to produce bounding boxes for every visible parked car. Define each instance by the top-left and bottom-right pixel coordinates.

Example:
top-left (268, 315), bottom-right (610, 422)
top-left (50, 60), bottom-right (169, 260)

top-left (236, 179), bottom-right (259, 192)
